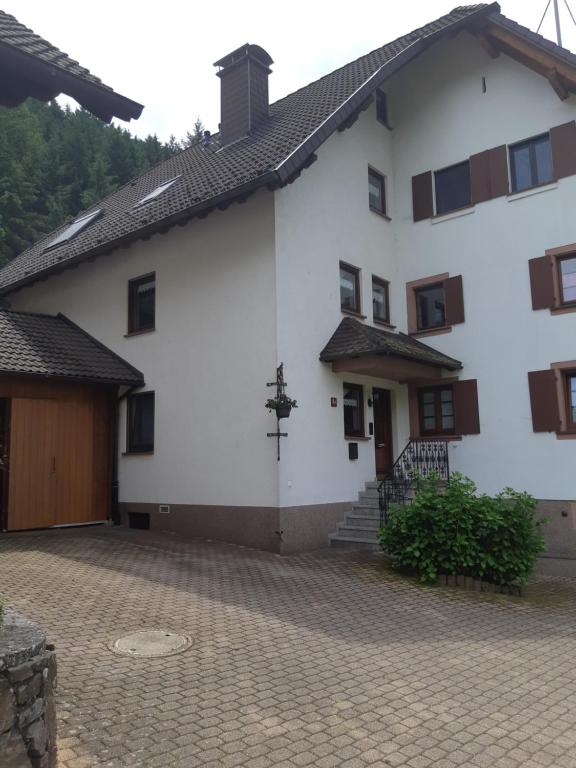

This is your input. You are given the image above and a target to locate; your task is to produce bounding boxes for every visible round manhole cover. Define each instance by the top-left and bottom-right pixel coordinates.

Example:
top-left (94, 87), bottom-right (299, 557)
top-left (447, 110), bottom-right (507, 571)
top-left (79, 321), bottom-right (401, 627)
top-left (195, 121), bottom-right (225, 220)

top-left (109, 630), bottom-right (192, 658)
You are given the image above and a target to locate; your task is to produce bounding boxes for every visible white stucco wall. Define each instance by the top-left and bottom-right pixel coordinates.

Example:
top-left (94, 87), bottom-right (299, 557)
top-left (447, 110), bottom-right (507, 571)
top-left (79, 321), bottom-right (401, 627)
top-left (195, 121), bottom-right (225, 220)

top-left (10, 192), bottom-right (279, 507)
top-left (390, 31), bottom-right (576, 499)
top-left (274, 30), bottom-right (576, 507)
top-left (274, 103), bottom-right (410, 508)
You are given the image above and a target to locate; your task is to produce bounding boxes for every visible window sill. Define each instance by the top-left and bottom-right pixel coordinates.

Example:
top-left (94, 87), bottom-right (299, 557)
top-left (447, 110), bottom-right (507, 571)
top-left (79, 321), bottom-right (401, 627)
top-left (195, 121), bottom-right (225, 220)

top-left (122, 451), bottom-right (154, 456)
top-left (341, 308), bottom-right (367, 320)
top-left (373, 318), bottom-right (396, 329)
top-left (344, 435), bottom-right (371, 441)
top-left (551, 302), bottom-right (576, 315)
top-left (431, 206), bottom-right (475, 225)
top-left (410, 325), bottom-right (453, 339)
top-left (369, 206), bottom-right (391, 221)
top-left (125, 328), bottom-right (155, 338)
top-left (556, 431), bottom-right (576, 440)
top-left (507, 181), bottom-right (557, 202)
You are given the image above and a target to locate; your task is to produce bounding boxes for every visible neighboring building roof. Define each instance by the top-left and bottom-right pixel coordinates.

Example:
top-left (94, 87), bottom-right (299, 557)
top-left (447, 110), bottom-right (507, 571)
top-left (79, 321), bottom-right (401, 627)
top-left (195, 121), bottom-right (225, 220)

top-left (0, 9), bottom-right (143, 122)
top-left (0, 2), bottom-right (572, 296)
top-left (320, 317), bottom-right (462, 371)
top-left (0, 309), bottom-right (144, 385)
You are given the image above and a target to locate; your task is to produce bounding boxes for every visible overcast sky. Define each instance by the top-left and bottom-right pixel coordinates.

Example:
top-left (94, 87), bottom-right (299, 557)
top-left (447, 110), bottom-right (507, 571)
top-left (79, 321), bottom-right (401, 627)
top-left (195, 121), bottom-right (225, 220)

top-left (5, 0), bottom-right (576, 141)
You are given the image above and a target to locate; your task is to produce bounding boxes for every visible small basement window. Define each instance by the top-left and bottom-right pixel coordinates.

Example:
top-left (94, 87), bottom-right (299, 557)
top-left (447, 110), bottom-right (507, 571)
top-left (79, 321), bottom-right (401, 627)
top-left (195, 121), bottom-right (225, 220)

top-left (340, 262), bottom-right (361, 314)
top-left (343, 383), bottom-right (364, 438)
top-left (434, 161), bottom-right (471, 215)
top-left (43, 209), bottom-right (102, 252)
top-left (127, 392), bottom-right (155, 453)
top-left (509, 134), bottom-right (553, 193)
top-left (368, 168), bottom-right (386, 215)
top-left (415, 282), bottom-right (446, 330)
top-left (133, 176), bottom-right (181, 208)
top-left (128, 273), bottom-right (155, 334)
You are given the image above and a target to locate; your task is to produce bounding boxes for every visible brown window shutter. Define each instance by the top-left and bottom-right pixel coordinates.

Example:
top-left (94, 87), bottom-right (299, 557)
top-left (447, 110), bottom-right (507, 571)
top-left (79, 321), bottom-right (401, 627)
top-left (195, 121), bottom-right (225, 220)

top-left (453, 379), bottom-right (480, 435)
top-left (470, 145), bottom-right (508, 203)
top-left (528, 256), bottom-right (555, 310)
top-left (550, 121), bottom-right (576, 179)
top-left (528, 369), bottom-right (560, 432)
top-left (487, 145), bottom-right (509, 198)
top-left (407, 383), bottom-right (420, 438)
top-left (470, 150), bottom-right (490, 204)
top-left (412, 171), bottom-right (433, 221)
top-left (444, 275), bottom-right (465, 325)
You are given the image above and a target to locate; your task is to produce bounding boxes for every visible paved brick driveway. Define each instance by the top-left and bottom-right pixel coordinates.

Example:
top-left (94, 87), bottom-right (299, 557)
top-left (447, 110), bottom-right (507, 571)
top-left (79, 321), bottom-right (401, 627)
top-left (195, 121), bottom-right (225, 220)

top-left (1, 528), bottom-right (576, 768)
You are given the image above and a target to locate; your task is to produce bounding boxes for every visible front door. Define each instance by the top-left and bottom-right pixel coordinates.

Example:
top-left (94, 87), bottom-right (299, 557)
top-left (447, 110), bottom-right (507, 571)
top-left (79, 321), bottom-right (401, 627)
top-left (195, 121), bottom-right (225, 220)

top-left (373, 388), bottom-right (393, 477)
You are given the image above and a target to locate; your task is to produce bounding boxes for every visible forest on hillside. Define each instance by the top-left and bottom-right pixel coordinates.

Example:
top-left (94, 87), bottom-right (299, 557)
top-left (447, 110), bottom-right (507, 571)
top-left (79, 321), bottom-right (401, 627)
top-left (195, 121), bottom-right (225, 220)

top-left (0, 100), bottom-right (203, 265)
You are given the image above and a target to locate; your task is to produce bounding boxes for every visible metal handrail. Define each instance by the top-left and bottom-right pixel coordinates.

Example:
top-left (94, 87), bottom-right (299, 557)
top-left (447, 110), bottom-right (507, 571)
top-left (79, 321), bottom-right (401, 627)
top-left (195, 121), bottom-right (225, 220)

top-left (378, 439), bottom-right (450, 526)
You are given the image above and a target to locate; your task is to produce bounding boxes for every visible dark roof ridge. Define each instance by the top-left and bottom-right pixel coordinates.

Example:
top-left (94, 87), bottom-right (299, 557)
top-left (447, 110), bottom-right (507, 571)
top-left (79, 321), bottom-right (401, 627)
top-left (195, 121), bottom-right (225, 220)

top-left (265, 4), bottom-right (494, 113)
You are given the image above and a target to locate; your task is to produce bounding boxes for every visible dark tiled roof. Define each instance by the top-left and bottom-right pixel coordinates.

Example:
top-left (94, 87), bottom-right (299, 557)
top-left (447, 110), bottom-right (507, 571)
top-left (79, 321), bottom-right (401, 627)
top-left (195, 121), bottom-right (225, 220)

top-left (0, 4), bottom-right (496, 295)
top-left (0, 10), bottom-right (143, 121)
top-left (0, 309), bottom-right (143, 385)
top-left (1, 2), bottom-right (566, 296)
top-left (320, 317), bottom-right (462, 371)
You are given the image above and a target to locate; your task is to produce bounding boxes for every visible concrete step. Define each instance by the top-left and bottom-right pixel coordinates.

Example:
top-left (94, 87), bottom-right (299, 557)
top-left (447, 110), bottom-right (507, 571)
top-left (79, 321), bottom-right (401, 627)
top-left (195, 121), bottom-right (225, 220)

top-left (335, 525), bottom-right (380, 541)
top-left (365, 481), bottom-right (380, 490)
top-left (357, 493), bottom-right (380, 507)
top-left (345, 515), bottom-right (382, 529)
top-left (329, 534), bottom-right (380, 551)
top-left (351, 505), bottom-right (381, 517)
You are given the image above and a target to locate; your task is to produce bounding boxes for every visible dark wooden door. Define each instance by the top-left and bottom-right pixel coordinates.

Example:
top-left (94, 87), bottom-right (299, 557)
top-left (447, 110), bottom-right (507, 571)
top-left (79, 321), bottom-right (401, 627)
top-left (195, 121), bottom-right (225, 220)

top-left (373, 388), bottom-right (393, 477)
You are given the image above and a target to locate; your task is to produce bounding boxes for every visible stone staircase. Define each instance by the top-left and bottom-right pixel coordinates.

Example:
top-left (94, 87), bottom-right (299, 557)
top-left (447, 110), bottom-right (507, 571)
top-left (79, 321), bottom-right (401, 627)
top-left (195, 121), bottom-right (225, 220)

top-left (329, 481), bottom-right (383, 550)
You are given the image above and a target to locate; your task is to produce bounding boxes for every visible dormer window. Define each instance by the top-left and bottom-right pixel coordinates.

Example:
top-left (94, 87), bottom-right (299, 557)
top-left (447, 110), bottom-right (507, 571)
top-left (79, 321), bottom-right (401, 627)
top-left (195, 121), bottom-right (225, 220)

top-left (42, 209), bottom-right (102, 252)
top-left (133, 176), bottom-right (181, 209)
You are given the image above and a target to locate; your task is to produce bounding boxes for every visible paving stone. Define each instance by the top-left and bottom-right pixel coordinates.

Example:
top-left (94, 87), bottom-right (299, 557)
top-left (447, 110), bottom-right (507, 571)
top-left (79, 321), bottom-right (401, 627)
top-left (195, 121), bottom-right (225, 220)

top-left (0, 527), bottom-right (575, 768)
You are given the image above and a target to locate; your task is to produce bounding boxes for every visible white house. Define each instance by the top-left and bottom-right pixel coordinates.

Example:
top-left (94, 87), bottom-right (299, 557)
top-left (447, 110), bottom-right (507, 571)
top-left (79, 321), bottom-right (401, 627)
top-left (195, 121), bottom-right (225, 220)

top-left (1, 3), bottom-right (576, 566)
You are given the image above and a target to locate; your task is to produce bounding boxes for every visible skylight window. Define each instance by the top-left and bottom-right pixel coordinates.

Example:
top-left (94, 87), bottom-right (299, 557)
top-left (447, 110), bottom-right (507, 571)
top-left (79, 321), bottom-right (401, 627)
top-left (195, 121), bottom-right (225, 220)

top-left (133, 176), bottom-right (181, 208)
top-left (43, 209), bottom-right (102, 252)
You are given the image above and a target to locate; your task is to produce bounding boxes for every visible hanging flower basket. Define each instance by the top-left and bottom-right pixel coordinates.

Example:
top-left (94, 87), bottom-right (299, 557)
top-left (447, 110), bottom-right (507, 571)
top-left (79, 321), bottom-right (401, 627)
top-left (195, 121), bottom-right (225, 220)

top-left (266, 395), bottom-right (298, 420)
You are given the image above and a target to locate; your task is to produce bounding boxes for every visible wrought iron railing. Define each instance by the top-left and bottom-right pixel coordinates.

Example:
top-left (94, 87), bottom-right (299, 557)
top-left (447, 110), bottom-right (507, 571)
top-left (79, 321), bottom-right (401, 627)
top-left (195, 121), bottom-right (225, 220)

top-left (378, 439), bottom-right (450, 527)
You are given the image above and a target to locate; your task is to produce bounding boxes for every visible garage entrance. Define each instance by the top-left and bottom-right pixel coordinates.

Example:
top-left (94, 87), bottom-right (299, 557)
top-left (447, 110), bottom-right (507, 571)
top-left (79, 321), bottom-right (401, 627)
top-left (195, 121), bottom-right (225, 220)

top-left (0, 378), bottom-right (114, 530)
top-left (0, 308), bottom-right (144, 532)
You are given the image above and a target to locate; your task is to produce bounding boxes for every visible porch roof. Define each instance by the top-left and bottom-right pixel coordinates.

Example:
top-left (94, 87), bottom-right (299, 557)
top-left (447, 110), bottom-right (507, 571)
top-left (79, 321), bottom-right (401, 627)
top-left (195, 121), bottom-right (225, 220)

top-left (320, 317), bottom-right (462, 380)
top-left (0, 309), bottom-right (144, 386)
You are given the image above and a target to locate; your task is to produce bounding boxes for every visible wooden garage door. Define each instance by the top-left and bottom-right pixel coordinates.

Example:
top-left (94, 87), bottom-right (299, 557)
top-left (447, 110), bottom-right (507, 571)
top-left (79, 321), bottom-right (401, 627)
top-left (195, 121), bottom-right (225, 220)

top-left (7, 393), bottom-right (106, 530)
top-left (7, 398), bottom-right (59, 530)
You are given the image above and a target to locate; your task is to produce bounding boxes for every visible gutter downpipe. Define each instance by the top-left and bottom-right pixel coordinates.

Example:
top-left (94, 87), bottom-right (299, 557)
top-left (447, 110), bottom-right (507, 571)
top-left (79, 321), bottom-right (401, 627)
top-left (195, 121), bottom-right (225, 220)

top-left (111, 384), bottom-right (143, 525)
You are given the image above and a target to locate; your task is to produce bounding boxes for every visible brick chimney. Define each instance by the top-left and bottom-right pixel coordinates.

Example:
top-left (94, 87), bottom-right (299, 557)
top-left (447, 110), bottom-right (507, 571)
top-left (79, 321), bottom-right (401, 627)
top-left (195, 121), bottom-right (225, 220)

top-left (214, 44), bottom-right (273, 146)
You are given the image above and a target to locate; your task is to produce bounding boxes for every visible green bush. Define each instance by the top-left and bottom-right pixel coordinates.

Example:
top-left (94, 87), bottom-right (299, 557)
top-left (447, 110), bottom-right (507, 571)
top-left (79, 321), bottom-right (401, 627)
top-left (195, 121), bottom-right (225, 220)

top-left (378, 473), bottom-right (545, 585)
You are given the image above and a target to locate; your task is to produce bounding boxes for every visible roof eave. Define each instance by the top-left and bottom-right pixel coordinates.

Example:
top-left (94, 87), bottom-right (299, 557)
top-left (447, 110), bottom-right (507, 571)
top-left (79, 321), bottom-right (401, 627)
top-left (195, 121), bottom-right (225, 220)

top-left (0, 42), bottom-right (143, 122)
top-left (0, 170), bottom-right (280, 296)
top-left (320, 350), bottom-right (462, 371)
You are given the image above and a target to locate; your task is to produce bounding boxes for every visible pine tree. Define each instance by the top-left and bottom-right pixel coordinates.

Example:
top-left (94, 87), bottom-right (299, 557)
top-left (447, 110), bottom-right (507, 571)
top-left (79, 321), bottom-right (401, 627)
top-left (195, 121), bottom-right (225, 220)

top-left (0, 100), bottom-right (199, 265)
top-left (184, 117), bottom-right (205, 147)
